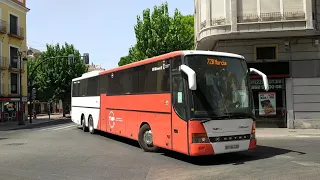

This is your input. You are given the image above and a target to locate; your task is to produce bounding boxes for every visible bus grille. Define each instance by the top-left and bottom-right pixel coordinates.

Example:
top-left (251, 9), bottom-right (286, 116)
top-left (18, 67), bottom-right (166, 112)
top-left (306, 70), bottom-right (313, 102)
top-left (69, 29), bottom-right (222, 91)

top-left (209, 134), bottom-right (251, 143)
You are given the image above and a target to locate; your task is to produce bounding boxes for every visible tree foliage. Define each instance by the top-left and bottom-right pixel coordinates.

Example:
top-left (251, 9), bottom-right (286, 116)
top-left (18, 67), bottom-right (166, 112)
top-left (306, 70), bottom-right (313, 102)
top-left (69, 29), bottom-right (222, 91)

top-left (118, 2), bottom-right (194, 66)
top-left (27, 43), bottom-right (88, 115)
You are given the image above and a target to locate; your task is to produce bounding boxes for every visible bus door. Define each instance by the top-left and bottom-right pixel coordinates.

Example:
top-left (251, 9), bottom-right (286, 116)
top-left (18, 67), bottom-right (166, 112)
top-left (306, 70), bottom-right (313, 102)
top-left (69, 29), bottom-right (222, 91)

top-left (171, 71), bottom-right (189, 154)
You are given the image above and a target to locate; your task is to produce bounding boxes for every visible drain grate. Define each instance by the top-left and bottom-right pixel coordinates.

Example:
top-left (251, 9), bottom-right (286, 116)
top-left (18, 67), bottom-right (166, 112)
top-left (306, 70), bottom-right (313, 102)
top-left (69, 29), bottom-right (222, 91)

top-left (0, 138), bottom-right (8, 140)
top-left (5, 143), bottom-right (25, 146)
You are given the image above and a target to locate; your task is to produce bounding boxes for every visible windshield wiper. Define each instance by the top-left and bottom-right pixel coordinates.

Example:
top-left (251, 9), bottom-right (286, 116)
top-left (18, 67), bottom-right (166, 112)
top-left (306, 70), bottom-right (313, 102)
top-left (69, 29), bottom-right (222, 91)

top-left (201, 115), bottom-right (231, 123)
top-left (228, 113), bottom-right (252, 119)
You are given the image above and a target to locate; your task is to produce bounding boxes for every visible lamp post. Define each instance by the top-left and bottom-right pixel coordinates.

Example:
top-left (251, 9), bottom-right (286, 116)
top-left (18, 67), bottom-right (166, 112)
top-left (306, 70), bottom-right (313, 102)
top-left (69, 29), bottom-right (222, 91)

top-left (28, 80), bottom-right (35, 123)
top-left (16, 51), bottom-right (28, 125)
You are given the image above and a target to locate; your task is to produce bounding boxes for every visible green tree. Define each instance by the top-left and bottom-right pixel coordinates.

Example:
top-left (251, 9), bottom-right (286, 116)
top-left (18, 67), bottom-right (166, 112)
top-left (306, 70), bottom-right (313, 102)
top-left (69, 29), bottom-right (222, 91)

top-left (118, 2), bottom-right (194, 66)
top-left (30, 42), bottom-right (88, 116)
top-left (27, 52), bottom-right (54, 103)
top-left (118, 45), bottom-right (146, 66)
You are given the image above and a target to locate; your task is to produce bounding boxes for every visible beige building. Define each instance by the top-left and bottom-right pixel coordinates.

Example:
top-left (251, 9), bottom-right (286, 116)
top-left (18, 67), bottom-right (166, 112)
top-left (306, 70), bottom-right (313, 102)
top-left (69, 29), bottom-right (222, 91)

top-left (87, 63), bottom-right (104, 72)
top-left (194, 0), bottom-right (320, 129)
top-left (0, 0), bottom-right (29, 122)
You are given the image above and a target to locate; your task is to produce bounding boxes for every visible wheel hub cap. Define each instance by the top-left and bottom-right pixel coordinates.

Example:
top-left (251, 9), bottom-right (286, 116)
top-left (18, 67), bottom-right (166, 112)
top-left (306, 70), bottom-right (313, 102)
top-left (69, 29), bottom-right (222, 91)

top-left (143, 130), bottom-right (153, 145)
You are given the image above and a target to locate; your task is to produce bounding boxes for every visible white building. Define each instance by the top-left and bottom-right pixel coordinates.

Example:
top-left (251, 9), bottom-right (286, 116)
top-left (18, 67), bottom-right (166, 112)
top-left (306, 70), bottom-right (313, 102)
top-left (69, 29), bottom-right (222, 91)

top-left (194, 0), bottom-right (320, 129)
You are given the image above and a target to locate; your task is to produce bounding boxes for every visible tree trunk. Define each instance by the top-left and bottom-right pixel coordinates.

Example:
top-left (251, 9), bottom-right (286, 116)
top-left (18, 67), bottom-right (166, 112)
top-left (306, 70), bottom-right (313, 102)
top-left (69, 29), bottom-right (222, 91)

top-left (62, 101), bottom-right (66, 117)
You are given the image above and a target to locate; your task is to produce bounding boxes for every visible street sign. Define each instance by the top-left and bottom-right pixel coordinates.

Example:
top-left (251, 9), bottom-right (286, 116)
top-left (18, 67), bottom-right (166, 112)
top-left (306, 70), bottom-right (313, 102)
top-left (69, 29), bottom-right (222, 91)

top-left (22, 97), bottom-right (27, 102)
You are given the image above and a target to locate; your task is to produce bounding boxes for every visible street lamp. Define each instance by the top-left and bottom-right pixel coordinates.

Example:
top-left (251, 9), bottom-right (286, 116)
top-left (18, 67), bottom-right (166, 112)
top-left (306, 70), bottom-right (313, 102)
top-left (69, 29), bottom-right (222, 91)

top-left (28, 80), bottom-right (35, 123)
top-left (15, 51), bottom-right (28, 125)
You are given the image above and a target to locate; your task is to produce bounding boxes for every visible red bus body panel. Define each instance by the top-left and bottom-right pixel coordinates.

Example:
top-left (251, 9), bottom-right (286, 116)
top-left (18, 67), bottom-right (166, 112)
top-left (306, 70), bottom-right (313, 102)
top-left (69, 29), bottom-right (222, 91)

top-left (171, 106), bottom-right (188, 155)
top-left (188, 121), bottom-right (215, 156)
top-left (99, 94), bottom-right (174, 150)
top-left (97, 93), bottom-right (216, 156)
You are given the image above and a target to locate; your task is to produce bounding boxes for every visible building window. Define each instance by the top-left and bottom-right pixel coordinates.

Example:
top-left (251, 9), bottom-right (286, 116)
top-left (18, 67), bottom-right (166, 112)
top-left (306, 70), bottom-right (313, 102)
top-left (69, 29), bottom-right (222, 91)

top-left (255, 46), bottom-right (277, 60)
top-left (9, 14), bottom-right (18, 35)
top-left (10, 73), bottom-right (18, 94)
top-left (10, 46), bottom-right (19, 68)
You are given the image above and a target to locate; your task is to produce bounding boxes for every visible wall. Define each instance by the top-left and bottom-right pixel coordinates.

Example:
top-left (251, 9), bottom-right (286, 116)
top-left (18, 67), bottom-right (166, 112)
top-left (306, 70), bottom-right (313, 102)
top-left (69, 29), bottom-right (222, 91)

top-left (0, 2), bottom-right (27, 97)
top-left (291, 78), bottom-right (320, 128)
top-left (195, 0), bottom-right (315, 50)
top-left (214, 38), bottom-right (320, 63)
top-left (313, 0), bottom-right (320, 30)
top-left (0, 1), bottom-right (29, 119)
top-left (214, 37), bottom-right (320, 129)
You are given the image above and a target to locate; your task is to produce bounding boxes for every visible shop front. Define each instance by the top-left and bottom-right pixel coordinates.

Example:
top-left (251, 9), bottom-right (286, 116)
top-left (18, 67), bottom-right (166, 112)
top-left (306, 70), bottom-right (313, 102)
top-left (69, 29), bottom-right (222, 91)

top-left (248, 61), bottom-right (290, 128)
top-left (0, 97), bottom-right (27, 122)
top-left (251, 78), bottom-right (287, 127)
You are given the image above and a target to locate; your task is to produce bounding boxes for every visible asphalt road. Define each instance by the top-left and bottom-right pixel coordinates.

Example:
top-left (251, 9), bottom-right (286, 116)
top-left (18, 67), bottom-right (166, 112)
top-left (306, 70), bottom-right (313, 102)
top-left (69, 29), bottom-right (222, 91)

top-left (0, 120), bottom-right (320, 180)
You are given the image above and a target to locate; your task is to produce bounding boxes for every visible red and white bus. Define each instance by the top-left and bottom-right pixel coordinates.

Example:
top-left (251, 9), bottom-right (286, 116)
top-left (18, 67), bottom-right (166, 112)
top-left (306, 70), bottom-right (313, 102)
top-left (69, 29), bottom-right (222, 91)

top-left (71, 50), bottom-right (269, 156)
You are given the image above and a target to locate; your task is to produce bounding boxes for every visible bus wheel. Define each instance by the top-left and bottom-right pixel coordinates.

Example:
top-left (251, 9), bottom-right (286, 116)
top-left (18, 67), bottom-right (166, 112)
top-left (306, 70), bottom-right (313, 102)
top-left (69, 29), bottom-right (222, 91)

top-left (82, 116), bottom-right (88, 132)
top-left (138, 124), bottom-right (159, 152)
top-left (88, 116), bottom-right (95, 134)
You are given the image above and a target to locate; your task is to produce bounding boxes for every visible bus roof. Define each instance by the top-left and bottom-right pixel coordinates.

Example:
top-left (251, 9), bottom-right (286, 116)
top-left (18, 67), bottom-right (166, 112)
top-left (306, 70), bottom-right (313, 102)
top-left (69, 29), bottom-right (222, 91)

top-left (72, 70), bottom-right (104, 81)
top-left (183, 50), bottom-right (244, 59)
top-left (99, 50), bottom-right (244, 76)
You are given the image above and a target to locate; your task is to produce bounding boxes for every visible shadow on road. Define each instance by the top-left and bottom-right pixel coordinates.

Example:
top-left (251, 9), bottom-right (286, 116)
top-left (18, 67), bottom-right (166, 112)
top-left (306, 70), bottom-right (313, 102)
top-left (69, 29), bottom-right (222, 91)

top-left (1, 119), bottom-right (72, 131)
top-left (94, 130), bottom-right (142, 149)
top-left (94, 130), bottom-right (306, 166)
top-left (158, 145), bottom-right (306, 166)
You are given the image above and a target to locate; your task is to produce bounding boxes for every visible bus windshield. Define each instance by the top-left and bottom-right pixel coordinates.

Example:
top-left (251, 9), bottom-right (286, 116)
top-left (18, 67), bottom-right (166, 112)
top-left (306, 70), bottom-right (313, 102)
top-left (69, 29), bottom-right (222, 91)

top-left (185, 54), bottom-right (253, 119)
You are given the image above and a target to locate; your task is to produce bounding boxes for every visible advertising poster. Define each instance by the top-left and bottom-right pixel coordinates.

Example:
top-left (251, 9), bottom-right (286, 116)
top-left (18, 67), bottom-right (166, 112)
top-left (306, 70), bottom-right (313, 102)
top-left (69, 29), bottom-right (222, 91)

top-left (258, 92), bottom-right (276, 116)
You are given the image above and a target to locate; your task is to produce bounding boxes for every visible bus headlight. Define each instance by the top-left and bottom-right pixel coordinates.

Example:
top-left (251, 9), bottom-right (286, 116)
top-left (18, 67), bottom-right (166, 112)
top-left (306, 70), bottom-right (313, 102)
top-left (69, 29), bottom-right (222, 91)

top-left (250, 121), bottom-right (256, 139)
top-left (192, 133), bottom-right (210, 143)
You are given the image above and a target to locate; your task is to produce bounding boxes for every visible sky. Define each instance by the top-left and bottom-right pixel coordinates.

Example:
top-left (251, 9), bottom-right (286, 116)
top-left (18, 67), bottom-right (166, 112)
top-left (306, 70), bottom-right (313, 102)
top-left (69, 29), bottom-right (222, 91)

top-left (26, 0), bottom-right (194, 70)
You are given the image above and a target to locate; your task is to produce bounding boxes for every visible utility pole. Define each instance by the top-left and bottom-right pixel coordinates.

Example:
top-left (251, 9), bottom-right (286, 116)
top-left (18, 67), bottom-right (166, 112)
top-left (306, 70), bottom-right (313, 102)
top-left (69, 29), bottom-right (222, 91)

top-left (17, 51), bottom-right (27, 125)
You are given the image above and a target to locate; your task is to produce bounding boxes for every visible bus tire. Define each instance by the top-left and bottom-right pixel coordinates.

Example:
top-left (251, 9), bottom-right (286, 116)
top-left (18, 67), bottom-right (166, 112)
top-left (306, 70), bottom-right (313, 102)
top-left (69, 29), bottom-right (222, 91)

top-left (138, 124), bottom-right (159, 152)
top-left (82, 116), bottom-right (88, 132)
top-left (88, 116), bottom-right (95, 134)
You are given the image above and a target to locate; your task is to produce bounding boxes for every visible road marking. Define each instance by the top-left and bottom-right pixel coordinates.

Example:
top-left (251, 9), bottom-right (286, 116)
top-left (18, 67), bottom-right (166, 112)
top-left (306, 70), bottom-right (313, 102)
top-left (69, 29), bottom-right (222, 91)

top-left (273, 155), bottom-right (295, 159)
top-left (257, 134), bottom-right (320, 138)
top-left (292, 161), bottom-right (320, 167)
top-left (38, 124), bottom-right (78, 131)
top-left (49, 124), bottom-right (78, 131)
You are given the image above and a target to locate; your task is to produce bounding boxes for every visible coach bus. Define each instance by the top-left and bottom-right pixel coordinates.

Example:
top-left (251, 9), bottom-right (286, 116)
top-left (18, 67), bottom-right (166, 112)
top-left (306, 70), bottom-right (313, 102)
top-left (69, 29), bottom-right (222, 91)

top-left (71, 50), bottom-right (269, 156)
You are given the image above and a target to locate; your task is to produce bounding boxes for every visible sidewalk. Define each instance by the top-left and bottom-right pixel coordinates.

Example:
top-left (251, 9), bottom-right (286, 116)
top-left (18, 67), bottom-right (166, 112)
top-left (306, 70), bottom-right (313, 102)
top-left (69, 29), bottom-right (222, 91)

top-left (0, 114), bottom-right (71, 131)
top-left (256, 128), bottom-right (320, 138)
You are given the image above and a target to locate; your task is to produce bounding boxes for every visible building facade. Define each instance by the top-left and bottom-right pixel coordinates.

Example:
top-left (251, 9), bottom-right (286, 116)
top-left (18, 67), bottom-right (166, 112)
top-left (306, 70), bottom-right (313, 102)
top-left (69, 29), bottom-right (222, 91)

top-left (195, 0), bottom-right (320, 129)
top-left (87, 63), bottom-right (105, 72)
top-left (0, 0), bottom-right (29, 122)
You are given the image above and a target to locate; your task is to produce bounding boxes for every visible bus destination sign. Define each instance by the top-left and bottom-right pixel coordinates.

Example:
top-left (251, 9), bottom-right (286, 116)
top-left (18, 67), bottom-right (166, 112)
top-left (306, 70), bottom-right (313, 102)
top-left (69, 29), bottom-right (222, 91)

top-left (207, 58), bottom-right (227, 66)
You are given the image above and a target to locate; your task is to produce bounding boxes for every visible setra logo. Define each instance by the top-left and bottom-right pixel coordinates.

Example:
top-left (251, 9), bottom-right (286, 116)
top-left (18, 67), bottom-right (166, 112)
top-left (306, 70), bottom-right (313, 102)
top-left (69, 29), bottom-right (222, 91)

top-left (109, 111), bottom-right (115, 128)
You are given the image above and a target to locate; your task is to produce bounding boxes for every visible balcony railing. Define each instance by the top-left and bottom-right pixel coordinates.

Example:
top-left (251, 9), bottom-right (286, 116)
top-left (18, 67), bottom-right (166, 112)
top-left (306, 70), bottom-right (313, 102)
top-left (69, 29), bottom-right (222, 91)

top-left (237, 11), bottom-right (306, 23)
top-left (0, 57), bottom-right (8, 69)
top-left (283, 12), bottom-right (306, 20)
top-left (200, 20), bottom-right (207, 30)
top-left (8, 25), bottom-right (24, 39)
top-left (211, 17), bottom-right (227, 26)
top-left (0, 20), bottom-right (6, 33)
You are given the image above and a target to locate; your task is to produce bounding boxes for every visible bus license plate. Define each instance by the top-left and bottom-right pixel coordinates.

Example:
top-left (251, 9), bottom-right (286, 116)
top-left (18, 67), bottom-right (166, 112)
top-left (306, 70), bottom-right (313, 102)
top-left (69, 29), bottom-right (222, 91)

top-left (225, 144), bottom-right (239, 150)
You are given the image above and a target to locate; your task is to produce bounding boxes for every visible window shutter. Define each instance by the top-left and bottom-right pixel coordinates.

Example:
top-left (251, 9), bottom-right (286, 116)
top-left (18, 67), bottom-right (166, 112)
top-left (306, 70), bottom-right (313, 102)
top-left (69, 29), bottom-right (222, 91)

top-left (237, 0), bottom-right (258, 16)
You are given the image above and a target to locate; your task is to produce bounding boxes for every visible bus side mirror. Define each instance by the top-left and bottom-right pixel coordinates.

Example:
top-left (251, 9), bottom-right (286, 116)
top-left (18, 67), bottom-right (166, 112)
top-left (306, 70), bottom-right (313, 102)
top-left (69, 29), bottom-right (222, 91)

top-left (179, 65), bottom-right (197, 90)
top-left (249, 68), bottom-right (269, 91)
